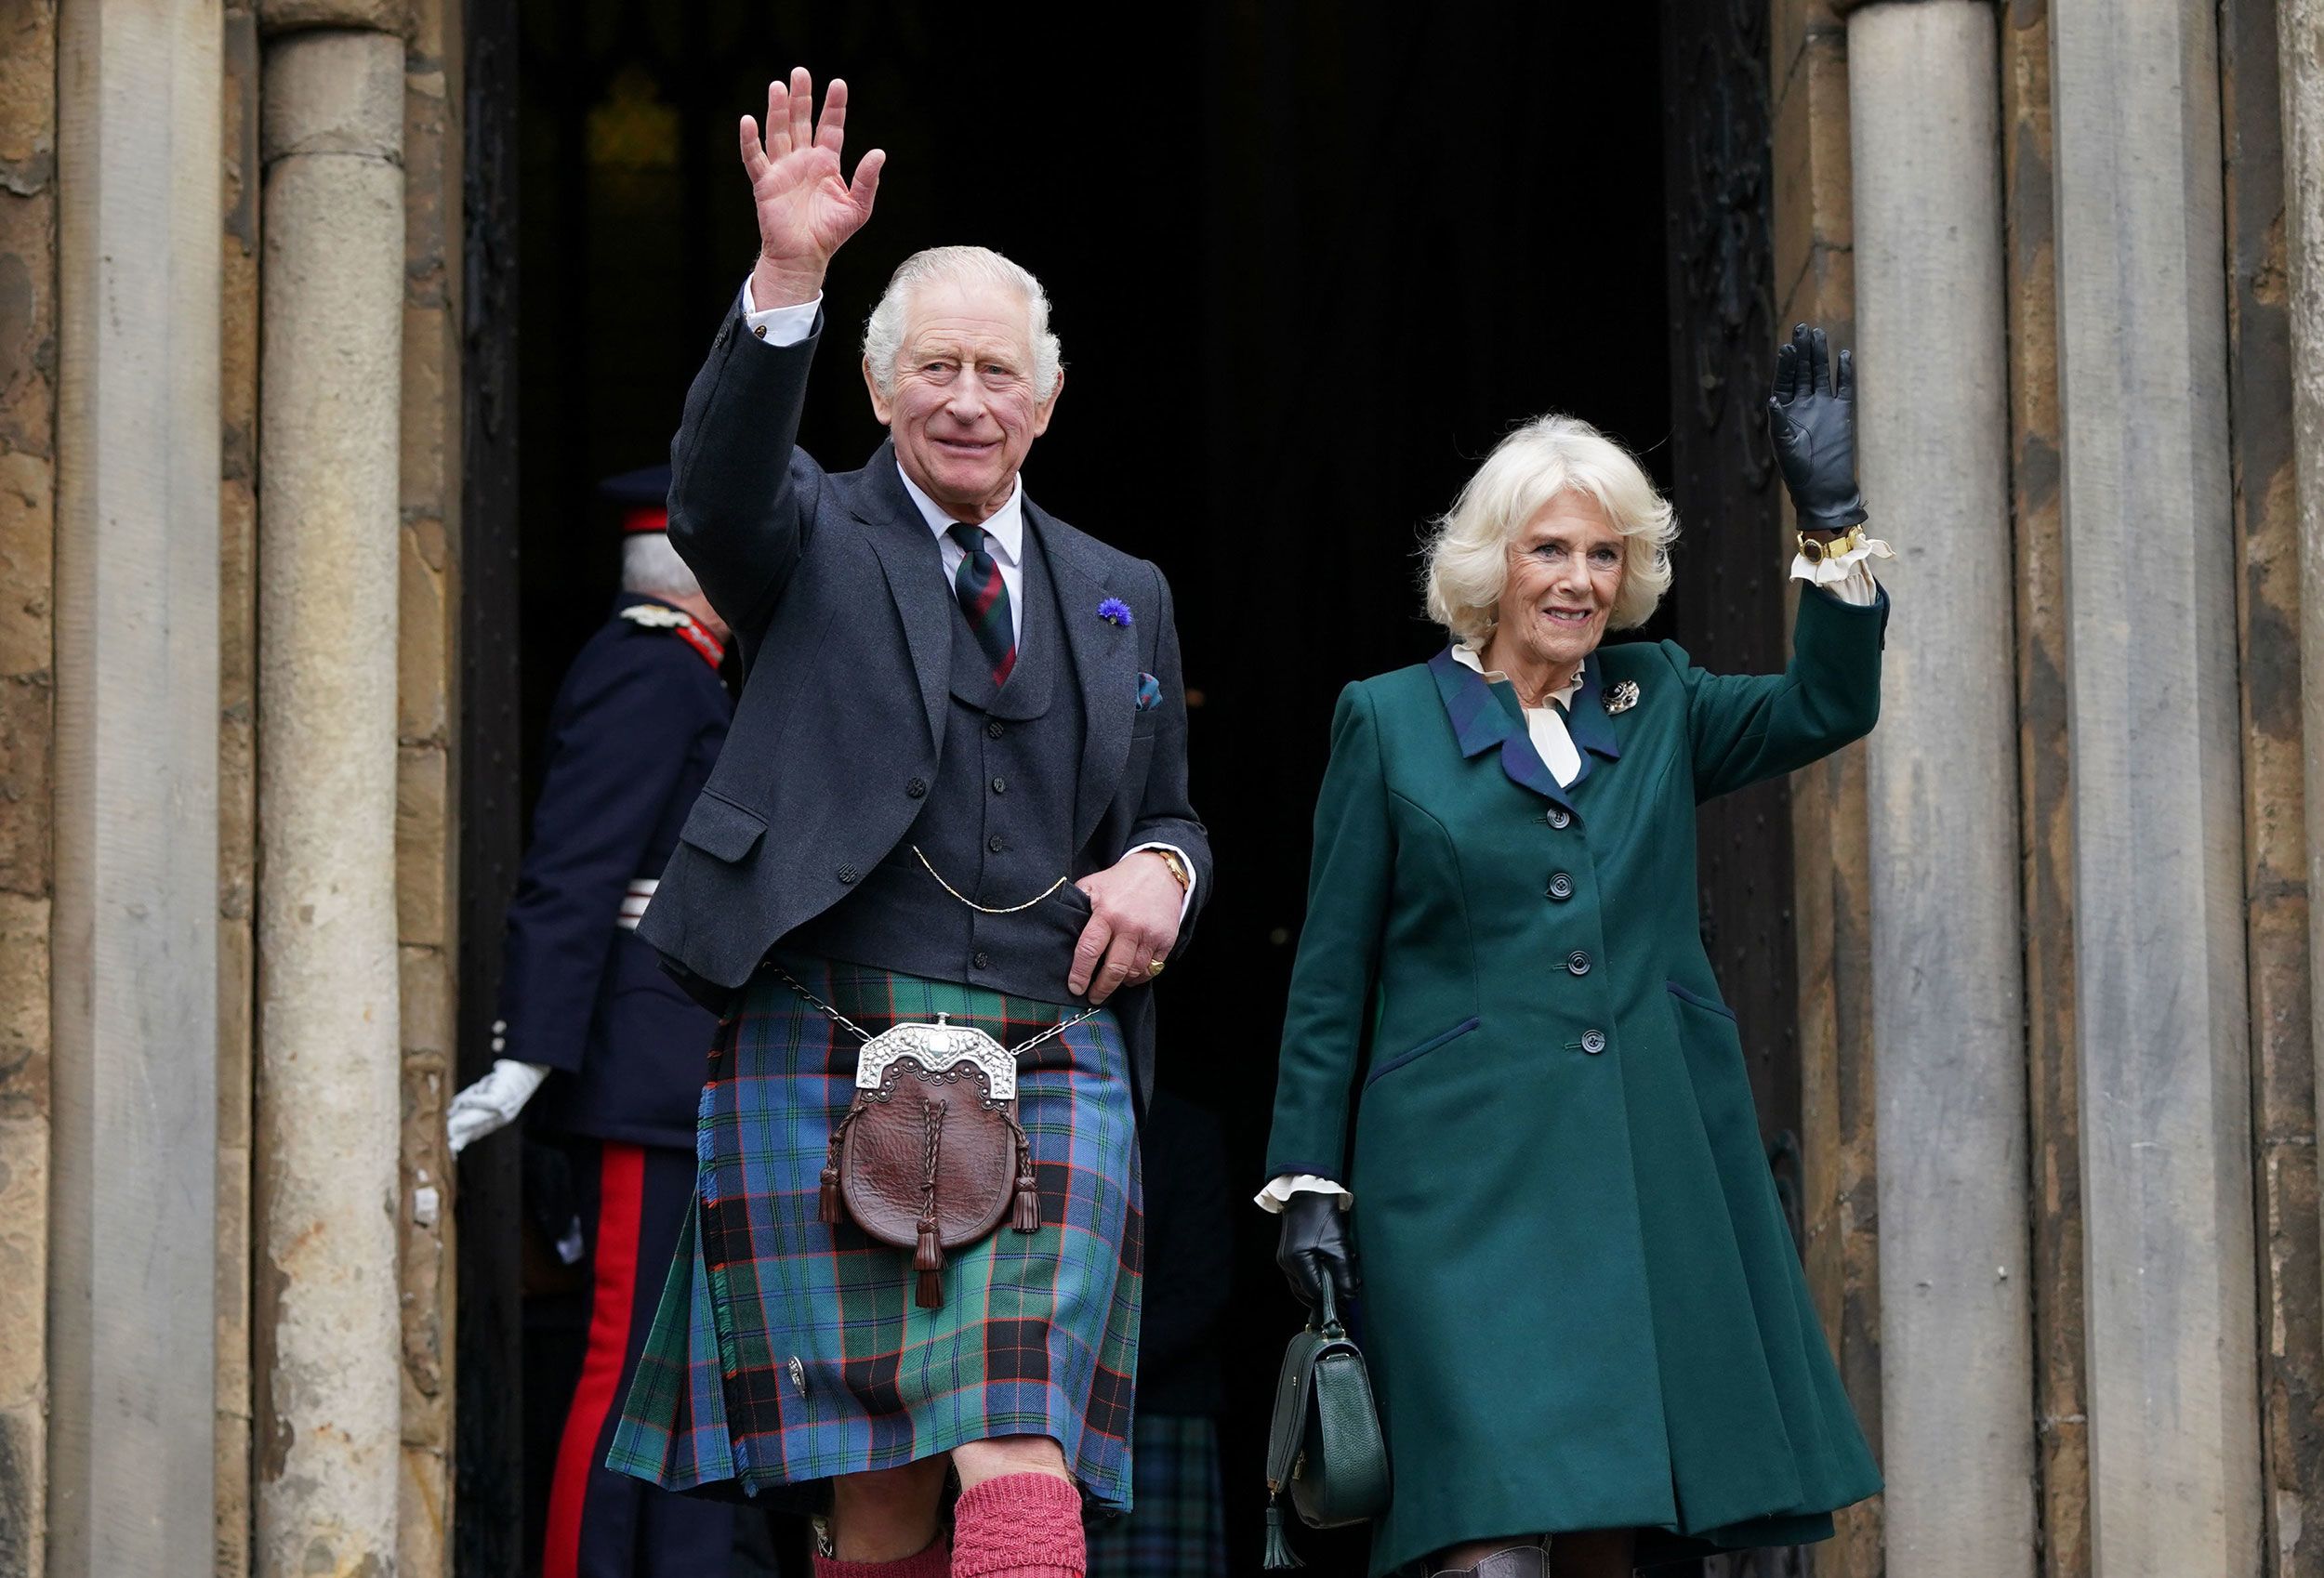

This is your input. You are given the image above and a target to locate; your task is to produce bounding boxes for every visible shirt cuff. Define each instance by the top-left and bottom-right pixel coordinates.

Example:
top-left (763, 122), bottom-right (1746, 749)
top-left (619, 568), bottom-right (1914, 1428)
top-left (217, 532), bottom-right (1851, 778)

top-left (1255, 1175), bottom-right (1353, 1213)
top-left (737, 275), bottom-right (822, 347)
top-left (1789, 528), bottom-right (1892, 607)
top-left (1128, 841), bottom-right (1197, 924)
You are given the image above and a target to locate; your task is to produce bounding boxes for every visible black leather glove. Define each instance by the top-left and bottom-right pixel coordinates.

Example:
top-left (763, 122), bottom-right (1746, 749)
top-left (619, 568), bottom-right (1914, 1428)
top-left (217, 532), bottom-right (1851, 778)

top-left (1767, 322), bottom-right (1868, 533)
top-left (1275, 1189), bottom-right (1359, 1311)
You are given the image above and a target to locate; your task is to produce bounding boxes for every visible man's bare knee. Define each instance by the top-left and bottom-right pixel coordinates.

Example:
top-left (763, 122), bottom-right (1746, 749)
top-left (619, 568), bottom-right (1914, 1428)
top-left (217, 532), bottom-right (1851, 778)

top-left (829, 1456), bottom-right (950, 1561)
top-left (951, 1434), bottom-right (1069, 1494)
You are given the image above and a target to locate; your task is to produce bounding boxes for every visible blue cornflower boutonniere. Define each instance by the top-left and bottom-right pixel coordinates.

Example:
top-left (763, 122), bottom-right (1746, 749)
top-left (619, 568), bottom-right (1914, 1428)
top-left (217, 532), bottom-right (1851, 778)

top-left (1097, 597), bottom-right (1133, 626)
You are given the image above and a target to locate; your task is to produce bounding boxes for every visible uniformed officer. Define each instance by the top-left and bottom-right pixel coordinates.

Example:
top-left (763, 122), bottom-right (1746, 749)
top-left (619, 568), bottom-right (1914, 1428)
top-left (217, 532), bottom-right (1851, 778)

top-left (447, 466), bottom-right (740, 1578)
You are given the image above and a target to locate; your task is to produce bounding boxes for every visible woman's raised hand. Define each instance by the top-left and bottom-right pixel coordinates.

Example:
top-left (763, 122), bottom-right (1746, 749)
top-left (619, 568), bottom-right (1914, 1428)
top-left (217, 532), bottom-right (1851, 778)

top-left (741, 68), bottom-right (885, 309)
top-left (1766, 322), bottom-right (1868, 533)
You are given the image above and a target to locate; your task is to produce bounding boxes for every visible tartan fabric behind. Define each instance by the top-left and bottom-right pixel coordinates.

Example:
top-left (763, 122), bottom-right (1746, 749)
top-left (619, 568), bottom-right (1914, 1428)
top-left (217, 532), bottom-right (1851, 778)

top-left (1085, 1414), bottom-right (1228, 1578)
top-left (607, 955), bottom-right (1144, 1509)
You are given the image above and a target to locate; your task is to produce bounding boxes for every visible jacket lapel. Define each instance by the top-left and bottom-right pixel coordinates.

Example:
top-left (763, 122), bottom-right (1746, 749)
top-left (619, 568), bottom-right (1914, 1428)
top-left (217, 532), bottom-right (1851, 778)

top-left (1562, 651), bottom-right (1623, 793)
top-left (1038, 502), bottom-right (1137, 843)
top-left (1427, 644), bottom-right (1617, 817)
top-left (851, 441), bottom-right (952, 746)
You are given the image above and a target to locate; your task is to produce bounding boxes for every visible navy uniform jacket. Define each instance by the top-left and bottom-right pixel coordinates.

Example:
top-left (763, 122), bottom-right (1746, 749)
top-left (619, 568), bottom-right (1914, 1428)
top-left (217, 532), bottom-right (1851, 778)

top-left (497, 593), bottom-right (734, 1148)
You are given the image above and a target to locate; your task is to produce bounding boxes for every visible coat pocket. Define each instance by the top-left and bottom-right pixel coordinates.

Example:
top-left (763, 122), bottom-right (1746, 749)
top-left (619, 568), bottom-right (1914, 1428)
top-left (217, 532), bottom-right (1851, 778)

top-left (1364, 1015), bottom-right (1481, 1088)
top-left (1666, 980), bottom-right (1737, 1021)
top-left (677, 790), bottom-right (766, 863)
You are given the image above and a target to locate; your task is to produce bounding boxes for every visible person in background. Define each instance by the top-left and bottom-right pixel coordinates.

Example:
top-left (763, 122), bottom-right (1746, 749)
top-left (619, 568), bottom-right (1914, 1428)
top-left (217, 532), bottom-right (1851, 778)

top-left (447, 466), bottom-right (738, 1578)
top-left (1087, 1091), bottom-right (1233, 1578)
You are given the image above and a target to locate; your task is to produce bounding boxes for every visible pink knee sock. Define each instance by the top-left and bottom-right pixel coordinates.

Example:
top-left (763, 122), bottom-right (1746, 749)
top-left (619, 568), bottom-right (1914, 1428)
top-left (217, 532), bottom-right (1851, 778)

top-left (812, 1534), bottom-right (950, 1578)
top-left (949, 1471), bottom-right (1085, 1578)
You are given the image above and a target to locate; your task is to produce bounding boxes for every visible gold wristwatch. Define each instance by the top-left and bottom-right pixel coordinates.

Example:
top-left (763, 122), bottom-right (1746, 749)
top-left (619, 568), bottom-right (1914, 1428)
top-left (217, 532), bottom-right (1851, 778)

top-left (1797, 523), bottom-right (1868, 565)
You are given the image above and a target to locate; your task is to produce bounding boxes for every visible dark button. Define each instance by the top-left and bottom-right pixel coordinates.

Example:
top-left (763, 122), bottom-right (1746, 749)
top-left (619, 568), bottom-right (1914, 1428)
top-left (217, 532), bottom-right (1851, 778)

top-left (986, 720), bottom-right (1006, 739)
top-left (991, 776), bottom-right (1008, 795)
top-left (1547, 872), bottom-right (1575, 901)
top-left (837, 866), bottom-right (858, 885)
top-left (1565, 950), bottom-right (1591, 977)
top-left (1547, 808), bottom-right (1572, 830)
top-left (1580, 1029), bottom-right (1607, 1055)
top-left (987, 835), bottom-right (1007, 853)
top-left (905, 778), bottom-right (928, 798)
top-left (973, 951), bottom-right (992, 969)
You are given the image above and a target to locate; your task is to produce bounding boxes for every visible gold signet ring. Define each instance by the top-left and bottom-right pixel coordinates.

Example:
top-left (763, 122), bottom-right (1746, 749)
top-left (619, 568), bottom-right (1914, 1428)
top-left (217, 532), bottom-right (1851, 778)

top-left (1147, 959), bottom-right (1167, 977)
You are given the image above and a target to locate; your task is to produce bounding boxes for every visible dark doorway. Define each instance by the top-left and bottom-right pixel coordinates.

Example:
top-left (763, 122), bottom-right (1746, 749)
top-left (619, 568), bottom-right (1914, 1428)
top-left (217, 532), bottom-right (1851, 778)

top-left (463, 2), bottom-right (1801, 1573)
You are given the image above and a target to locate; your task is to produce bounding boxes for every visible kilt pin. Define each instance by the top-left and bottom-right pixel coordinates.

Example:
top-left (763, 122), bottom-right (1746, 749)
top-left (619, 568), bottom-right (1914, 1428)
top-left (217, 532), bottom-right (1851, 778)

top-left (608, 959), bottom-right (1143, 1506)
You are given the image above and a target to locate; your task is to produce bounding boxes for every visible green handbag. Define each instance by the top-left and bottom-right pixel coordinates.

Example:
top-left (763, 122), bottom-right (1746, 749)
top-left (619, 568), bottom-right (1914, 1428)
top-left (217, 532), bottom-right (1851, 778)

top-left (1261, 1281), bottom-right (1392, 1570)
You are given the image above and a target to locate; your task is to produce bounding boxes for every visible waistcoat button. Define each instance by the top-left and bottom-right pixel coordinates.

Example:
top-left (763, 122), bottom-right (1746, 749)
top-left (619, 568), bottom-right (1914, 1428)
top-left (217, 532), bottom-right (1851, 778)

top-left (973, 951), bottom-right (992, 969)
top-left (1566, 950), bottom-right (1591, 976)
top-left (986, 720), bottom-right (1005, 739)
top-left (1580, 1029), bottom-right (1607, 1055)
top-left (1548, 872), bottom-right (1574, 901)
top-left (988, 835), bottom-right (1007, 853)
top-left (905, 778), bottom-right (928, 798)
top-left (991, 776), bottom-right (1007, 795)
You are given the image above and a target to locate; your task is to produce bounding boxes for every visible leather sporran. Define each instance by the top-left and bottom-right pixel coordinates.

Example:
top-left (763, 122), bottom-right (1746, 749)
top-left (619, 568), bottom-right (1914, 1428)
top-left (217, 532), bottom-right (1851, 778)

top-left (816, 1015), bottom-right (1041, 1308)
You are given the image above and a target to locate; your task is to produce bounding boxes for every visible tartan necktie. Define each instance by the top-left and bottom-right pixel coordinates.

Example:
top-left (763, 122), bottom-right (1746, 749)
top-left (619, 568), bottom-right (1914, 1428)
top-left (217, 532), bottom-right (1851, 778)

top-left (947, 522), bottom-right (1018, 687)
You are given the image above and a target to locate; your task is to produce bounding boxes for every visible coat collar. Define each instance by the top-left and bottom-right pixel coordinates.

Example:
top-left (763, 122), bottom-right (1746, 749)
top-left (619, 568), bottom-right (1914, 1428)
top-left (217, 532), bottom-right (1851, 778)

top-left (1427, 644), bottom-right (1623, 813)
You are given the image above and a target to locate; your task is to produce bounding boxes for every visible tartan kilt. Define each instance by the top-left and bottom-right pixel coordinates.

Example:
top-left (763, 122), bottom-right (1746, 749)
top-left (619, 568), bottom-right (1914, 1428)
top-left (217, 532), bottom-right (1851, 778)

top-left (1086, 1414), bottom-right (1228, 1578)
top-left (606, 955), bottom-right (1144, 1509)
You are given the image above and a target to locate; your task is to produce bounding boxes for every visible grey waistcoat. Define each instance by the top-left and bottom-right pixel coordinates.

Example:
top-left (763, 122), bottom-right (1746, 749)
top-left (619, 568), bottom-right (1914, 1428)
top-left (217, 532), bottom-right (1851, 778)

top-left (786, 529), bottom-right (1098, 1004)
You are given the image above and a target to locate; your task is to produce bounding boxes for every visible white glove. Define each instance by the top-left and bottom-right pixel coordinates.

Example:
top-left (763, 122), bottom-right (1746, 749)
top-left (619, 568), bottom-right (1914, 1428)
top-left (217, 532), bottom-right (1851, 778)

top-left (447, 1056), bottom-right (550, 1155)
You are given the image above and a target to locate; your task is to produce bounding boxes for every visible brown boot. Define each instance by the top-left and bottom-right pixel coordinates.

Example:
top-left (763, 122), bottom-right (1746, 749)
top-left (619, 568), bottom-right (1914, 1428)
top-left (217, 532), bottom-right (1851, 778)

top-left (1429, 1545), bottom-right (1550, 1578)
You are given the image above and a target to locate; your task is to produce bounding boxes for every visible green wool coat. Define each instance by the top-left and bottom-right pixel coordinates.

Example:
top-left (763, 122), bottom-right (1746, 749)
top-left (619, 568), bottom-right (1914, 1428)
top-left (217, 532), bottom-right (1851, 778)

top-left (1265, 586), bottom-right (1888, 1574)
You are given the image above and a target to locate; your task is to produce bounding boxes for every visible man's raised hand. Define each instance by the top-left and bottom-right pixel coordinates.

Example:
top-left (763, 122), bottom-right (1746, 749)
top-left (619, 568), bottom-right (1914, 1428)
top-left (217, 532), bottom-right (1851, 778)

top-left (742, 68), bottom-right (884, 309)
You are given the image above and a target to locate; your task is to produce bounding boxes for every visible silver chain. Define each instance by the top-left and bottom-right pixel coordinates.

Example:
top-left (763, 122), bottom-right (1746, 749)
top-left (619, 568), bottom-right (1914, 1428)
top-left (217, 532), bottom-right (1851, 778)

top-left (770, 965), bottom-right (1099, 1058)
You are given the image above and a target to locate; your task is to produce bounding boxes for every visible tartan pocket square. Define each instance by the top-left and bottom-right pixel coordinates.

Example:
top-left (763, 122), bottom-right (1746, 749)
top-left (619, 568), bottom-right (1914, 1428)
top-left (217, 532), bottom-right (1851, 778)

top-left (1135, 673), bottom-right (1163, 712)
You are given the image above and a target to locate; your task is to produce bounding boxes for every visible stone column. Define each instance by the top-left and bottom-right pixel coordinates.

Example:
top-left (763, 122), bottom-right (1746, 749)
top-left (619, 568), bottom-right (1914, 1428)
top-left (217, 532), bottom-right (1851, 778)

top-left (253, 25), bottom-right (406, 1578)
top-left (2051, 0), bottom-right (2263, 1571)
top-left (1844, 7), bottom-right (2036, 1574)
top-left (46, 4), bottom-right (222, 1574)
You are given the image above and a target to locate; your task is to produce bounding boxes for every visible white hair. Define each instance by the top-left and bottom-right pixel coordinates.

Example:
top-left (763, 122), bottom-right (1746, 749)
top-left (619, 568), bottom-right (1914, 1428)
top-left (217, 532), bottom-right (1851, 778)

top-left (621, 532), bottom-right (704, 599)
top-left (1420, 414), bottom-right (1677, 645)
top-left (861, 245), bottom-right (1063, 399)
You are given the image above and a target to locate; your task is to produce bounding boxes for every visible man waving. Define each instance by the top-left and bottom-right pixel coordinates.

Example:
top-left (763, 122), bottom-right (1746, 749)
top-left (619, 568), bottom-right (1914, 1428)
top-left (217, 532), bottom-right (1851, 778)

top-left (607, 71), bottom-right (1209, 1578)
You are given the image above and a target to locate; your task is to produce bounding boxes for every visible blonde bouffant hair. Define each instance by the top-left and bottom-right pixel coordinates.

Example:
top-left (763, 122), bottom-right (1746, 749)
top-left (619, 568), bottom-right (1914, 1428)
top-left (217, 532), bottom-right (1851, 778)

top-left (1421, 414), bottom-right (1677, 646)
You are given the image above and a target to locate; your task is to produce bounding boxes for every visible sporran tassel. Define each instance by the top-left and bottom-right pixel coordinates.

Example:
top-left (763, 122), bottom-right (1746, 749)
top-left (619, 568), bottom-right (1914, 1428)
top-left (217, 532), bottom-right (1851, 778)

top-left (1014, 1154), bottom-right (1040, 1233)
top-left (914, 1214), bottom-right (944, 1308)
top-left (818, 1163), bottom-right (840, 1226)
top-left (1261, 1500), bottom-right (1303, 1570)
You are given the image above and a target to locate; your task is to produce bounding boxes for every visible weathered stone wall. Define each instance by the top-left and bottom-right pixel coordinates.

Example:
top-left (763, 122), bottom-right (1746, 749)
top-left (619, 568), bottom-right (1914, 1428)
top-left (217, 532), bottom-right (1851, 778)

top-left (1997, 4), bottom-right (2089, 1574)
top-left (1770, 4), bottom-right (1882, 1574)
top-left (0, 2), bottom-right (55, 1573)
top-left (400, 0), bottom-right (462, 1570)
top-left (218, 6), bottom-right (260, 1572)
top-left (2236, 0), bottom-right (2324, 1571)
